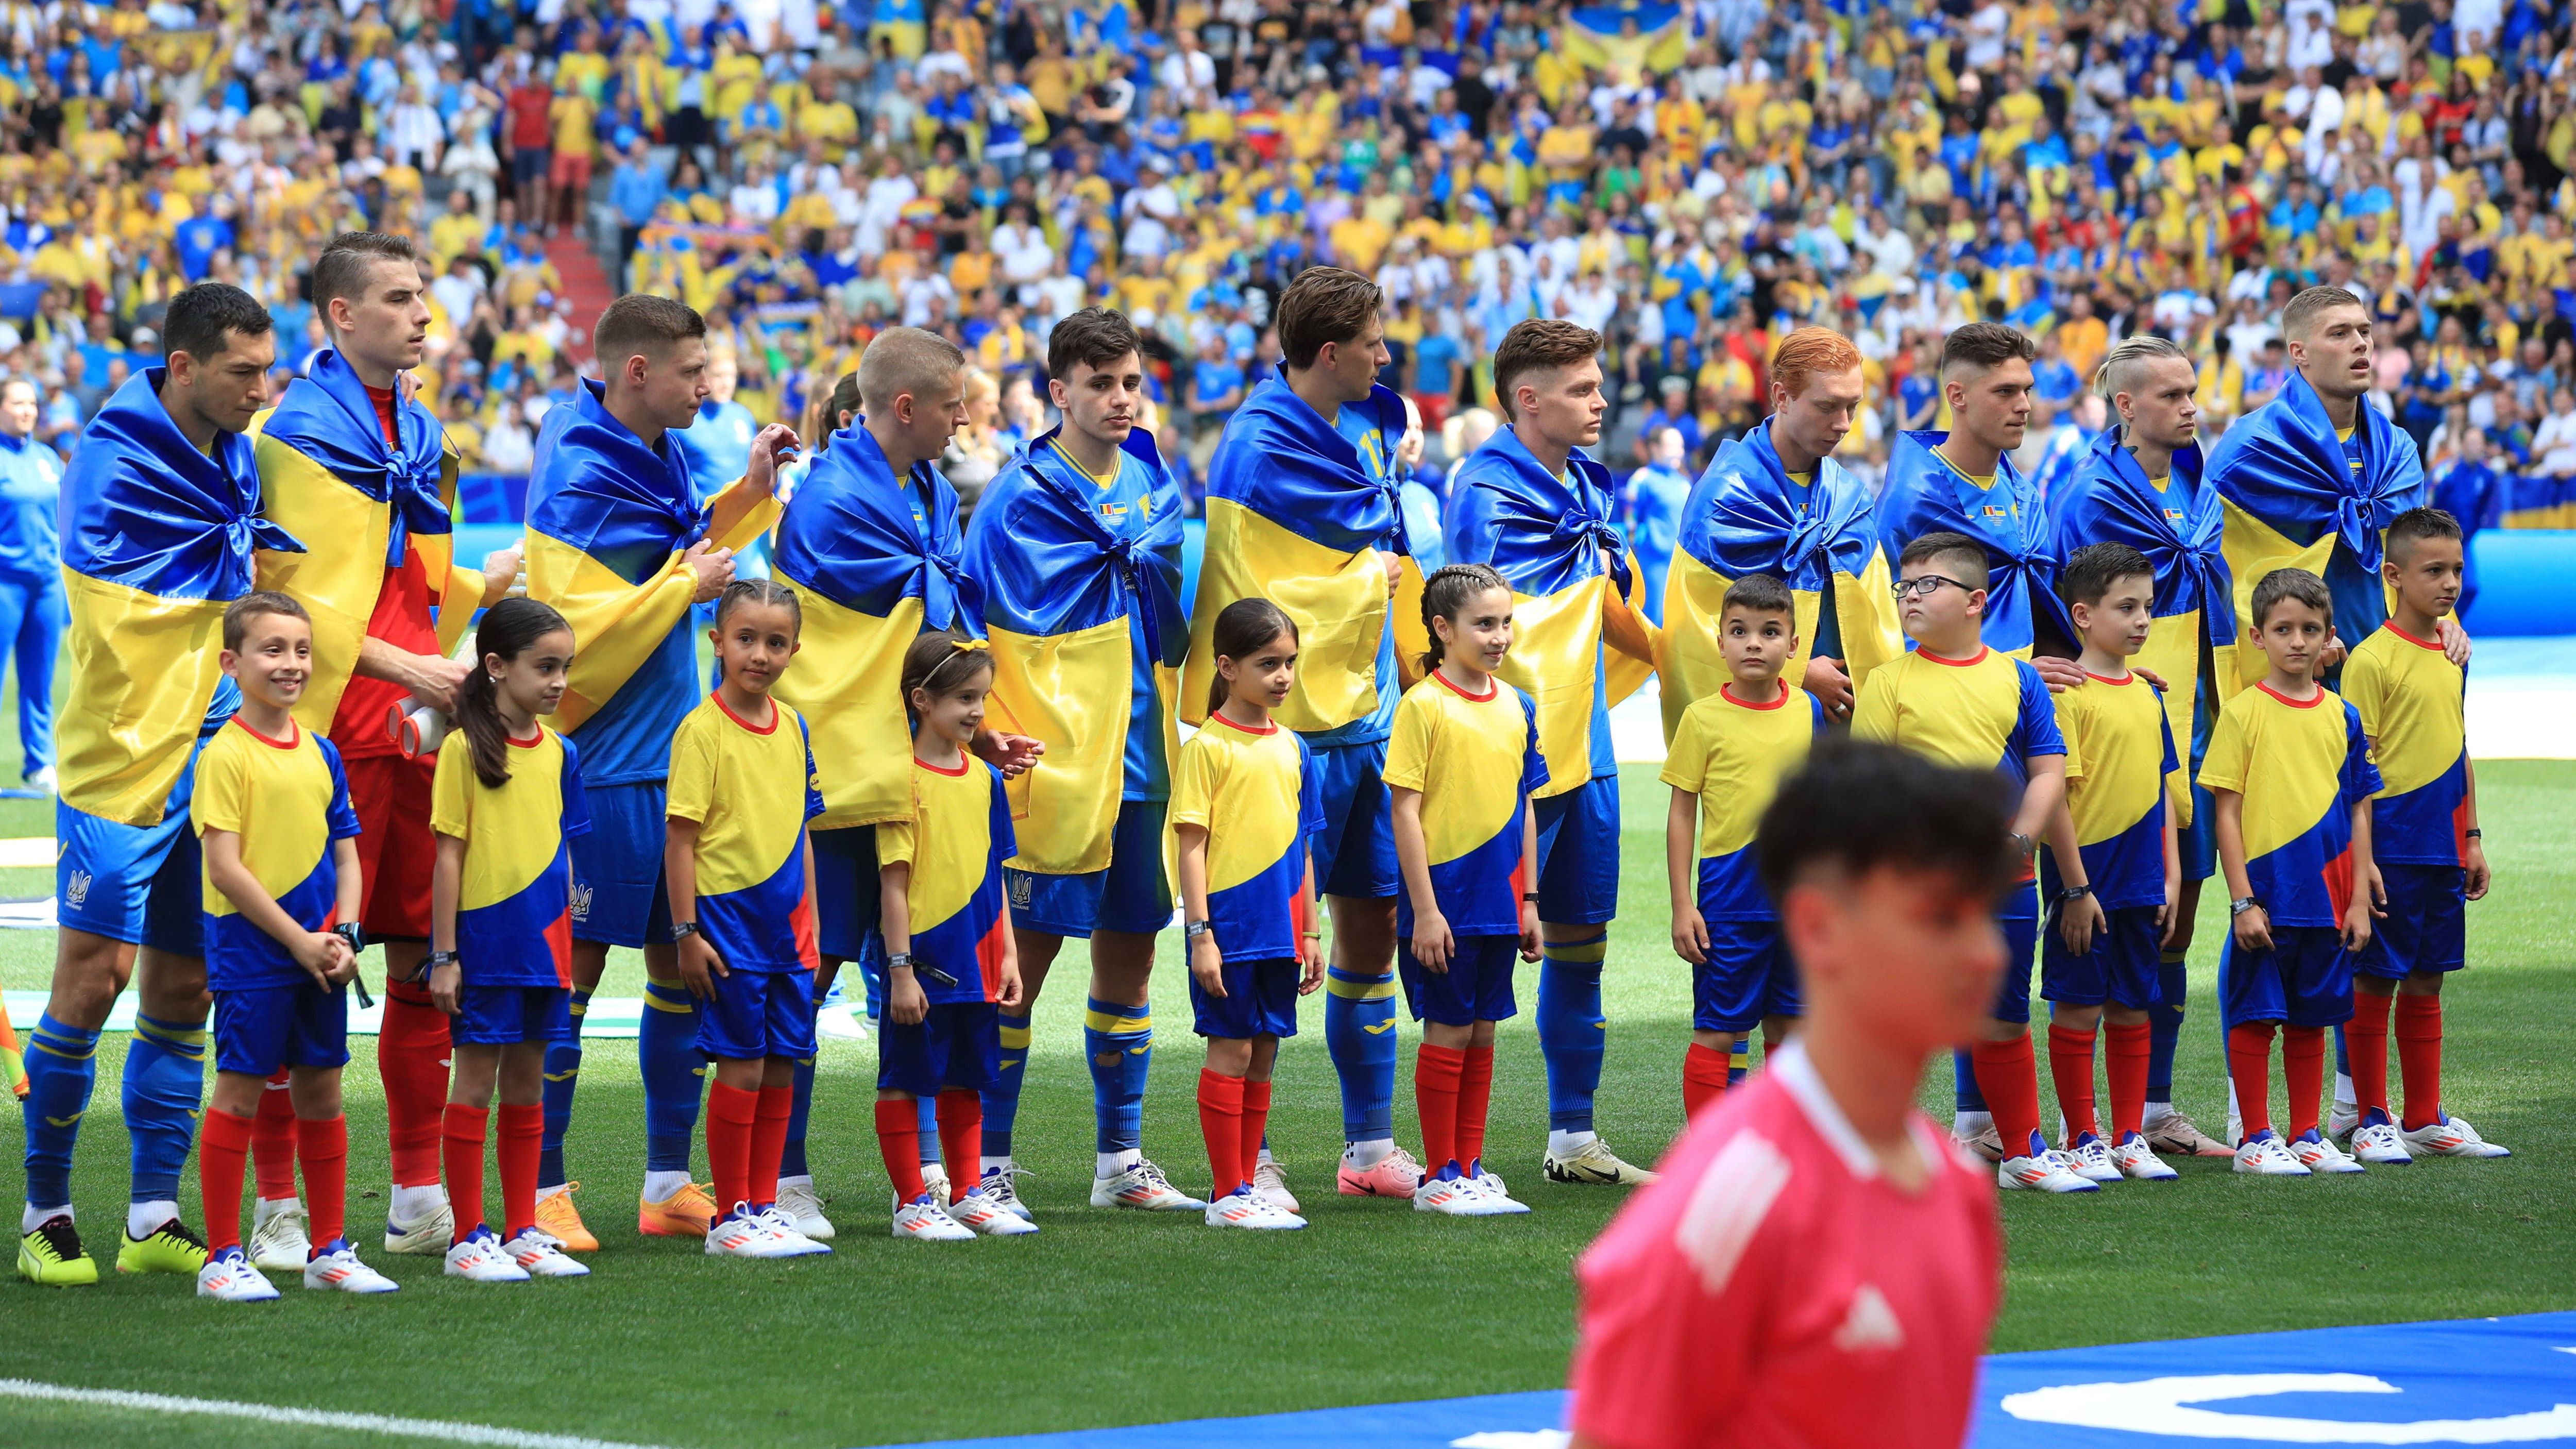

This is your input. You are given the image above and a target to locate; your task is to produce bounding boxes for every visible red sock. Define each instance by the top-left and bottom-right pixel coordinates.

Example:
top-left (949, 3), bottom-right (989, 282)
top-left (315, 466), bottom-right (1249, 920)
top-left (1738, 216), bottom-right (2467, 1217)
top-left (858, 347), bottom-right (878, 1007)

top-left (2104, 1021), bottom-right (2152, 1142)
top-left (750, 1085), bottom-right (793, 1208)
top-left (2282, 1024), bottom-right (2327, 1140)
top-left (198, 1108), bottom-right (254, 1256)
top-left (295, 1114), bottom-right (348, 1252)
top-left (2046, 1023), bottom-right (2098, 1142)
top-left (2227, 1023), bottom-right (2278, 1141)
top-left (2394, 993), bottom-right (2444, 1131)
top-left (440, 1102), bottom-right (489, 1244)
top-left (378, 983), bottom-right (453, 1189)
top-left (1238, 1077), bottom-right (1272, 1188)
top-left (497, 1103), bottom-right (542, 1240)
top-left (1970, 1032), bottom-right (2043, 1158)
top-left (2347, 988), bottom-right (2394, 1119)
top-left (1683, 1043), bottom-right (1731, 1117)
top-left (935, 1091), bottom-right (982, 1194)
top-left (706, 1082), bottom-right (758, 1215)
top-left (1455, 1044), bottom-right (1495, 1172)
top-left (252, 1070), bottom-right (297, 1202)
top-left (1197, 1068), bottom-right (1245, 1199)
top-left (875, 1099), bottom-right (925, 1202)
top-left (1415, 1044), bottom-right (1464, 1173)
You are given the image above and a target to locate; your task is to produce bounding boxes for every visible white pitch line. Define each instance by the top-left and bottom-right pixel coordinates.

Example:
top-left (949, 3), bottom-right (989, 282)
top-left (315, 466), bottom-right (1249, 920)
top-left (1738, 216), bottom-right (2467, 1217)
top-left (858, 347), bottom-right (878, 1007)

top-left (0, 1378), bottom-right (682, 1449)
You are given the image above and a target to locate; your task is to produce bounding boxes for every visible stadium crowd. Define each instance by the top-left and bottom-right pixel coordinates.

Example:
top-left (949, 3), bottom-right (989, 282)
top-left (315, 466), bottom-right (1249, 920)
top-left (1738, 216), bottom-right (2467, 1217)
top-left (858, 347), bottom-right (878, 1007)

top-left (8, 0), bottom-right (2576, 529)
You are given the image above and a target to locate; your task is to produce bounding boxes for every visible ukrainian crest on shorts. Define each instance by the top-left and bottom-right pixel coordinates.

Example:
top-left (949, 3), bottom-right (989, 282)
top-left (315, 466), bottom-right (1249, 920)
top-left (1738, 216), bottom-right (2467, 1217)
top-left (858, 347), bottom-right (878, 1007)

top-left (570, 881), bottom-right (592, 922)
top-left (64, 869), bottom-right (90, 908)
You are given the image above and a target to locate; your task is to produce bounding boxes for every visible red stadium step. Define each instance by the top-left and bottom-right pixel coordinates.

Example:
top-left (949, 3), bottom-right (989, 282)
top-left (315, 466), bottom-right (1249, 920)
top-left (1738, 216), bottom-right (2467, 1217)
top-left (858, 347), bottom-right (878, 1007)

top-left (546, 237), bottom-right (616, 366)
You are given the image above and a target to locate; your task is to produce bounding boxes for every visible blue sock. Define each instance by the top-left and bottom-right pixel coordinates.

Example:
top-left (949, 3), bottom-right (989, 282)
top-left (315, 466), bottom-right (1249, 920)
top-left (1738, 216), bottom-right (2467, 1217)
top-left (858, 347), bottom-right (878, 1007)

top-left (2149, 951), bottom-right (2187, 1102)
top-left (1084, 996), bottom-right (1149, 1154)
top-left (124, 1014), bottom-right (206, 1207)
top-left (1954, 1049), bottom-right (1989, 1113)
top-left (640, 972), bottom-right (706, 1176)
top-left (1322, 967), bottom-right (1397, 1142)
top-left (21, 1014), bottom-right (100, 1210)
top-left (916, 1093), bottom-right (940, 1165)
top-left (1728, 1040), bottom-right (1750, 1086)
top-left (781, 1004), bottom-right (815, 1180)
top-left (2332, 1023), bottom-right (2350, 1077)
top-left (1536, 936), bottom-right (1608, 1134)
top-left (539, 987), bottom-right (590, 1188)
top-left (980, 1011), bottom-right (1032, 1158)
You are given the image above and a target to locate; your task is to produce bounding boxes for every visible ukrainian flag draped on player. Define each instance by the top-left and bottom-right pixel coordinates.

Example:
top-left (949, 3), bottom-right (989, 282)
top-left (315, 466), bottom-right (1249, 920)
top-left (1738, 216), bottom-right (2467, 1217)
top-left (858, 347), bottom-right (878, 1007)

top-left (772, 423), bottom-right (978, 830)
top-left (251, 348), bottom-right (479, 730)
top-left (2206, 373), bottom-right (2426, 695)
top-left (1878, 430), bottom-right (2071, 660)
top-left (1184, 367), bottom-right (1421, 731)
top-left (963, 425), bottom-right (1186, 874)
top-left (524, 380), bottom-right (779, 736)
top-left (2043, 428), bottom-right (2231, 821)
top-left (1663, 421), bottom-right (1900, 737)
top-left (1442, 427), bottom-right (1658, 796)
top-left (60, 368), bottom-right (302, 825)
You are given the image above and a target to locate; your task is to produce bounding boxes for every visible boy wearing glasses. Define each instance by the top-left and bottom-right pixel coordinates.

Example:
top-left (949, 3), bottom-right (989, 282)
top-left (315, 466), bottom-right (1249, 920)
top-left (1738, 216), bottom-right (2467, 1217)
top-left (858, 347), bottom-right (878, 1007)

top-left (1855, 532), bottom-right (2090, 1195)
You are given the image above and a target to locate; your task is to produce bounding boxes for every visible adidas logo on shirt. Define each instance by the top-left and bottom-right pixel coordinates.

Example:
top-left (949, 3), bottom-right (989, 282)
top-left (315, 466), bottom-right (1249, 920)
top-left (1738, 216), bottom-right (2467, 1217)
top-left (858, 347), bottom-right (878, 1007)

top-left (1832, 1283), bottom-right (1905, 1353)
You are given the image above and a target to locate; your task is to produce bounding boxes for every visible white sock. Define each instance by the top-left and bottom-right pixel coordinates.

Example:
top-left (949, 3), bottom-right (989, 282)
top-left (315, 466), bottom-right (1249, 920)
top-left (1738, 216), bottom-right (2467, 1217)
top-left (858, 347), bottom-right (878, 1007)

top-left (979, 1156), bottom-right (1012, 1176)
top-left (1952, 1110), bottom-right (1994, 1137)
top-left (393, 1184), bottom-right (449, 1220)
top-left (2226, 1080), bottom-right (2243, 1124)
top-left (532, 1182), bottom-right (569, 1203)
top-left (252, 1195), bottom-right (302, 1227)
top-left (2142, 1100), bottom-right (2175, 1128)
top-left (22, 1201), bottom-right (65, 1234)
top-left (2333, 1070), bottom-right (2357, 1114)
top-left (1095, 1149), bottom-right (1139, 1179)
top-left (1257, 1145), bottom-right (1278, 1167)
top-left (642, 1169), bottom-right (693, 1202)
top-left (1547, 1128), bottom-right (1597, 1157)
top-left (127, 1200), bottom-right (179, 1240)
top-left (776, 1173), bottom-right (814, 1190)
top-left (1343, 1137), bottom-right (1394, 1168)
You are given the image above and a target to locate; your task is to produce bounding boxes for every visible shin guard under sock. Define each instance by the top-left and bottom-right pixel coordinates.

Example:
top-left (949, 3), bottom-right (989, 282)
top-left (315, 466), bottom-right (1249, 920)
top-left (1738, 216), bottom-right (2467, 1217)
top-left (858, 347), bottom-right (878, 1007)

top-left (1197, 1069), bottom-right (1245, 1199)
top-left (296, 1114), bottom-right (349, 1249)
top-left (2227, 1023), bottom-right (2279, 1140)
top-left (2282, 1024), bottom-right (2327, 1141)
top-left (1683, 1043), bottom-right (1730, 1117)
top-left (2046, 1023), bottom-right (2098, 1141)
top-left (706, 1082), bottom-right (758, 1215)
top-left (1083, 997), bottom-right (1150, 1155)
top-left (2104, 1020), bottom-right (2152, 1142)
top-left (496, 1103), bottom-right (541, 1240)
top-left (751, 1085), bottom-right (792, 1207)
top-left (378, 982), bottom-right (452, 1190)
top-left (874, 1099), bottom-right (926, 1202)
top-left (640, 972), bottom-right (707, 1176)
top-left (198, 1109), bottom-right (253, 1255)
top-left (1535, 940), bottom-right (1606, 1133)
top-left (1322, 968), bottom-right (1398, 1143)
top-left (2394, 993), bottom-right (2444, 1131)
top-left (538, 986), bottom-right (589, 1188)
top-left (979, 1011), bottom-right (1032, 1159)
top-left (442, 1103), bottom-right (492, 1243)
top-left (21, 1014), bottom-right (101, 1210)
top-left (1414, 1044), bottom-right (1464, 1173)
top-left (2347, 988), bottom-right (2394, 1119)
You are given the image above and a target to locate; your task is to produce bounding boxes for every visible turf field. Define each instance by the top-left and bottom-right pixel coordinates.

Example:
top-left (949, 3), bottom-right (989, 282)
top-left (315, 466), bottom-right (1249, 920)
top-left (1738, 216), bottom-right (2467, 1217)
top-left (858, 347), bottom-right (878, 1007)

top-left (2, 761), bottom-right (2571, 1449)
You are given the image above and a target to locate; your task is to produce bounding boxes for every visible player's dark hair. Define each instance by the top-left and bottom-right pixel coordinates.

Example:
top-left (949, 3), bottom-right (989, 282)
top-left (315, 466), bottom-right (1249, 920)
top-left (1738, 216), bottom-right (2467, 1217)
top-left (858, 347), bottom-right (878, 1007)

top-left (714, 578), bottom-right (801, 632)
top-left (1417, 563), bottom-right (1511, 675)
top-left (1899, 530), bottom-right (1991, 591)
top-left (901, 628), bottom-right (995, 727)
top-left (593, 293), bottom-right (707, 371)
top-left (2281, 284), bottom-right (2367, 342)
top-left (1939, 320), bottom-right (2037, 378)
top-left (163, 282), bottom-right (274, 366)
top-left (1756, 738), bottom-right (2019, 904)
top-left (455, 597), bottom-right (573, 789)
top-left (2058, 542), bottom-right (2155, 608)
top-left (1206, 597), bottom-right (1299, 716)
top-left (1492, 318), bottom-right (1602, 419)
top-left (221, 589), bottom-right (309, 651)
top-left (1275, 266), bottom-right (1382, 369)
top-left (312, 232), bottom-right (419, 310)
top-left (1721, 572), bottom-right (1793, 619)
top-left (2250, 566), bottom-right (2333, 630)
top-left (2386, 506), bottom-right (2464, 563)
top-left (1047, 306), bottom-right (1145, 380)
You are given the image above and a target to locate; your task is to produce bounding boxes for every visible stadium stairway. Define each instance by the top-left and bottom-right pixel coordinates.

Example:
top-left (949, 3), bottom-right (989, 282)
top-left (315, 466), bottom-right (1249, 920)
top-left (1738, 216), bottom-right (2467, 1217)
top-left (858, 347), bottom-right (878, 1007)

top-left (548, 235), bottom-right (615, 366)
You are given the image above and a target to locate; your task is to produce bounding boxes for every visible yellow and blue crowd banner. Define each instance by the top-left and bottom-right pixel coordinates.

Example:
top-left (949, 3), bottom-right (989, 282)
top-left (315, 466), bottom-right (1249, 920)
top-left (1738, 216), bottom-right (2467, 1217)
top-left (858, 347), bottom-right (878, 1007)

top-left (1560, 1), bottom-right (1689, 74)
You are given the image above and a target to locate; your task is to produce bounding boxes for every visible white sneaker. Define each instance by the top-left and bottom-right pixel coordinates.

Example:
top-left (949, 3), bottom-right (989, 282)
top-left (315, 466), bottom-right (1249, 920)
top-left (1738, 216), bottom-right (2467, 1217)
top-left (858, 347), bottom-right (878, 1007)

top-left (2292, 1129), bottom-right (2366, 1174)
top-left (443, 1227), bottom-right (531, 1282)
top-left (1470, 1169), bottom-right (1531, 1214)
top-left (1953, 1122), bottom-right (2006, 1162)
top-left (892, 1191), bottom-right (976, 1242)
top-left (2232, 1132), bottom-right (2312, 1176)
top-left (2401, 1114), bottom-right (2513, 1158)
top-left (2109, 1134), bottom-right (2179, 1181)
top-left (749, 1205), bottom-right (834, 1255)
top-left (1542, 1137), bottom-right (1658, 1185)
top-left (2328, 1103), bottom-right (2364, 1141)
top-left (775, 1177), bottom-right (837, 1241)
top-left (195, 1248), bottom-right (280, 1302)
top-left (495, 1227), bottom-right (590, 1276)
top-left (384, 1197), bottom-right (455, 1256)
top-left (1251, 1158), bottom-right (1300, 1214)
top-left (1412, 1171), bottom-right (1489, 1216)
top-left (946, 1189), bottom-right (1039, 1237)
top-left (705, 1204), bottom-right (800, 1258)
top-left (1089, 1158), bottom-right (1207, 1211)
top-left (301, 1239), bottom-right (400, 1293)
top-left (1999, 1151), bottom-right (2101, 1193)
top-left (2350, 1114), bottom-right (2415, 1165)
top-left (977, 1164), bottom-right (1033, 1221)
top-left (2059, 1135), bottom-right (2123, 1185)
top-left (1205, 1187), bottom-right (1306, 1229)
top-left (248, 1202), bottom-right (311, 1272)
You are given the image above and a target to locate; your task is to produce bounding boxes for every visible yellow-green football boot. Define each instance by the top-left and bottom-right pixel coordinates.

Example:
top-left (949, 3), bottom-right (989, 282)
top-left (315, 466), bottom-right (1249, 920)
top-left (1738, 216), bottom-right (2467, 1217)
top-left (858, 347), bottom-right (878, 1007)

top-left (18, 1214), bottom-right (99, 1286)
top-left (116, 1216), bottom-right (209, 1275)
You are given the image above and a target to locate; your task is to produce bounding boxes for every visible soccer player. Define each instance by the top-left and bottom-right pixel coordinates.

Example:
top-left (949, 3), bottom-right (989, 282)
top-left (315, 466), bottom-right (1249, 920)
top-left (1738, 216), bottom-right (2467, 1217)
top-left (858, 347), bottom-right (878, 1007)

top-left (2337, 509), bottom-right (2509, 1160)
top-left (1445, 318), bottom-right (1658, 1186)
top-left (2038, 544), bottom-right (2183, 1184)
top-left (1568, 740), bottom-right (2011, 1449)
top-left (0, 377), bottom-right (64, 796)
top-left (192, 592), bottom-right (391, 1301)
top-left (961, 308), bottom-right (1199, 1215)
top-left (24, 282), bottom-right (294, 1285)
top-left (521, 294), bottom-right (796, 1240)
top-left (1662, 573), bottom-right (1825, 1116)
top-left (1188, 267), bottom-right (1425, 1200)
top-left (2199, 567), bottom-right (2380, 1176)
top-left (1854, 532), bottom-right (2090, 1194)
top-left (254, 231), bottom-right (523, 1256)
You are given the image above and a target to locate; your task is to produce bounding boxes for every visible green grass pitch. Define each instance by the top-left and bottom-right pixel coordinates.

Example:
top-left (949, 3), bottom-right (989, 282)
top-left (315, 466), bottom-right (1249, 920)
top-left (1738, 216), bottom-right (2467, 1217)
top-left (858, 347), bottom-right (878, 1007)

top-left (1, 762), bottom-right (2571, 1449)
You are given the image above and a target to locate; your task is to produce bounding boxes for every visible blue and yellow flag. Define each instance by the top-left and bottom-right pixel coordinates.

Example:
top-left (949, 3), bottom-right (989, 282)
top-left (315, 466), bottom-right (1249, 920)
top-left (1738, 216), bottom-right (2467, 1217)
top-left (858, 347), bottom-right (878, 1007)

top-left (524, 380), bottom-right (778, 744)
top-left (772, 423), bottom-right (977, 831)
top-left (2205, 373), bottom-right (2425, 694)
top-left (1561, 1), bottom-right (1688, 75)
top-left (251, 349), bottom-right (478, 731)
top-left (1443, 427), bottom-right (1657, 796)
top-left (964, 426), bottom-right (1187, 875)
top-left (1663, 420), bottom-right (1900, 738)
top-left (1184, 367), bottom-right (1421, 733)
top-left (1878, 430), bottom-right (2071, 660)
top-left (60, 368), bottom-right (301, 825)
